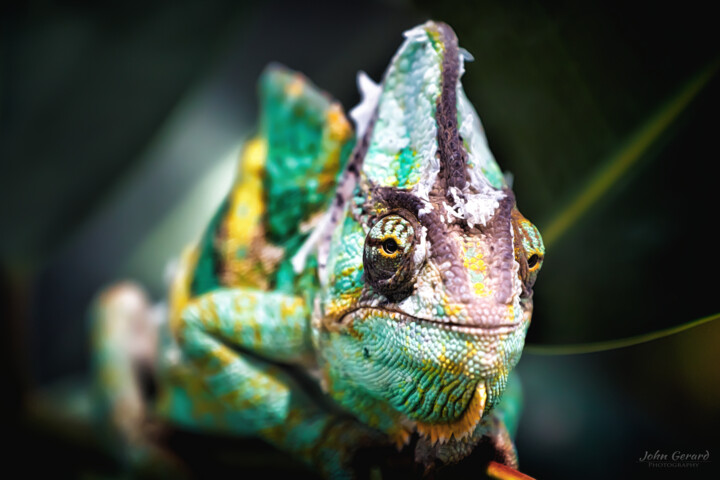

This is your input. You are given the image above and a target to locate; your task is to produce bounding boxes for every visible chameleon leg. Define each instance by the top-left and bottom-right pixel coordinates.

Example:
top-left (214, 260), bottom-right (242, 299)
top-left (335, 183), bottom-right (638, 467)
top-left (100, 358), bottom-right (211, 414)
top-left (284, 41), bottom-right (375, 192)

top-left (486, 415), bottom-right (520, 469)
top-left (89, 282), bottom-right (170, 469)
top-left (170, 288), bottom-right (384, 478)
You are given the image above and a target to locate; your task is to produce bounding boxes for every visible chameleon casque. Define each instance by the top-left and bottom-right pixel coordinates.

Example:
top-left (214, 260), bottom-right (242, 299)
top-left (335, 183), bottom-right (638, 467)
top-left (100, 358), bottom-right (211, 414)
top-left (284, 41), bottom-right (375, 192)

top-left (91, 21), bottom-right (545, 478)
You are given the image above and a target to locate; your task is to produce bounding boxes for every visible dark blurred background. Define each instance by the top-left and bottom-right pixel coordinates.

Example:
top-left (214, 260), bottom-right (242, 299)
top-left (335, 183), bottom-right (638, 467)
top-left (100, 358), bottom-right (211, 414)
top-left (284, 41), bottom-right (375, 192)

top-left (2, 0), bottom-right (719, 478)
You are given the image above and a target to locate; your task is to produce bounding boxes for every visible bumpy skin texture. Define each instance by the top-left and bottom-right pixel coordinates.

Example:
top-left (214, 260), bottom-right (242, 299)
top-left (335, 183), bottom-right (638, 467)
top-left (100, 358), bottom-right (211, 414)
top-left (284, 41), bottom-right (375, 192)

top-left (91, 21), bottom-right (544, 478)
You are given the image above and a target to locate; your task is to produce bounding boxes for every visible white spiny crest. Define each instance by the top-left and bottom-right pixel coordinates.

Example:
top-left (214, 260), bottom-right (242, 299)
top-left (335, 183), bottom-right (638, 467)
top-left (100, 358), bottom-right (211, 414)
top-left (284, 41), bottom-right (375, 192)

top-left (349, 71), bottom-right (381, 140)
top-left (290, 209), bottom-right (333, 274)
top-left (354, 21), bottom-right (508, 229)
top-left (360, 22), bottom-right (443, 197)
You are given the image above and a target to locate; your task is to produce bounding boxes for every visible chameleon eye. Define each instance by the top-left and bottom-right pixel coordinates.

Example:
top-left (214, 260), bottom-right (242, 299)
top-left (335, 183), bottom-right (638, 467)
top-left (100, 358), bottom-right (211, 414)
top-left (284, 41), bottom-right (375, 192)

top-left (527, 253), bottom-right (541, 271)
top-left (382, 238), bottom-right (399, 255)
top-left (363, 211), bottom-right (424, 300)
top-left (515, 218), bottom-right (544, 291)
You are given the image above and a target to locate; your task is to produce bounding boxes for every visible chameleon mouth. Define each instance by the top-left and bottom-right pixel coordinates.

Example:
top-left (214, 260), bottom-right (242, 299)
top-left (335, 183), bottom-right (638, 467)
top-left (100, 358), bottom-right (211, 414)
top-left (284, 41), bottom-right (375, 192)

top-left (341, 307), bottom-right (522, 335)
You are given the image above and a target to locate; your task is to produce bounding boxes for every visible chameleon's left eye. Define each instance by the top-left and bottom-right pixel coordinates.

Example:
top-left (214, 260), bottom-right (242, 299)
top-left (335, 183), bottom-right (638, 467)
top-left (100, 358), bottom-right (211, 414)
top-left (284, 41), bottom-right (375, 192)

top-left (382, 238), bottom-right (399, 255)
top-left (363, 211), bottom-right (424, 300)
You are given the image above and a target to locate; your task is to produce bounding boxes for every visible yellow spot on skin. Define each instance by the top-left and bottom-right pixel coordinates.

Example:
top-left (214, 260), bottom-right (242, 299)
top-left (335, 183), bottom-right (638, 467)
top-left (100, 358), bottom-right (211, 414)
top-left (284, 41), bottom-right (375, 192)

top-left (308, 101), bottom-right (352, 201)
top-left (280, 297), bottom-right (303, 318)
top-left (474, 282), bottom-right (490, 297)
top-left (324, 291), bottom-right (361, 319)
top-left (462, 239), bottom-right (491, 298)
top-left (212, 344), bottom-right (237, 368)
top-left (242, 137), bottom-right (266, 175)
top-left (285, 75), bottom-right (304, 98)
top-left (230, 138), bottom-right (266, 239)
top-left (470, 257), bottom-right (486, 272)
top-left (444, 302), bottom-right (463, 317)
top-left (462, 341), bottom-right (479, 376)
top-left (340, 265), bottom-right (358, 277)
top-left (324, 300), bottom-right (342, 318)
top-left (326, 103), bottom-right (352, 141)
top-left (506, 305), bottom-right (515, 323)
top-left (463, 248), bottom-right (487, 273)
top-left (222, 137), bottom-right (273, 288)
top-left (437, 344), bottom-right (447, 365)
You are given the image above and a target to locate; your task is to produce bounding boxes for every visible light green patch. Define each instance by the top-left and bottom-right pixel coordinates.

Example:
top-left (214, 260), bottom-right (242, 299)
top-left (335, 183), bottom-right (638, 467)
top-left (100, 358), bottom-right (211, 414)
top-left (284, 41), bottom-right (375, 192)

top-left (362, 27), bottom-right (442, 191)
top-left (396, 147), bottom-right (420, 188)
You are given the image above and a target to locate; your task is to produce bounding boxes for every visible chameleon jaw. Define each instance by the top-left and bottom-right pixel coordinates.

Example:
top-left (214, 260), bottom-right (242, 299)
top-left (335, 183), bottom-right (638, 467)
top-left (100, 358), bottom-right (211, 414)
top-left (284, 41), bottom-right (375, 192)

top-left (320, 307), bottom-right (523, 446)
top-left (414, 381), bottom-right (487, 445)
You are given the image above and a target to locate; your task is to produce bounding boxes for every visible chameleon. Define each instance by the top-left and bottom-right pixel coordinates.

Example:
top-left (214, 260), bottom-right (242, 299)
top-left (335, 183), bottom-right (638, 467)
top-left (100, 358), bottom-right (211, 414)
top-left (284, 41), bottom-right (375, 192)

top-left (90, 20), bottom-right (545, 478)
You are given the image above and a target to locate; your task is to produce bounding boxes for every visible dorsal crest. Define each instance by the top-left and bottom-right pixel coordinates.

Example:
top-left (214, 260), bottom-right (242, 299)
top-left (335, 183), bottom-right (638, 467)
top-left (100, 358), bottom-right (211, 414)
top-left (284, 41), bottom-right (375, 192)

top-left (355, 21), bottom-right (508, 229)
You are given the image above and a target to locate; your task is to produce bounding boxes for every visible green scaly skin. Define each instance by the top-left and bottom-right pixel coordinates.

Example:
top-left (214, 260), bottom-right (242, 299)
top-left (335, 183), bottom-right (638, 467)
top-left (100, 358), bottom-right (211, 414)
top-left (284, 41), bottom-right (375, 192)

top-left (90, 21), bottom-right (544, 478)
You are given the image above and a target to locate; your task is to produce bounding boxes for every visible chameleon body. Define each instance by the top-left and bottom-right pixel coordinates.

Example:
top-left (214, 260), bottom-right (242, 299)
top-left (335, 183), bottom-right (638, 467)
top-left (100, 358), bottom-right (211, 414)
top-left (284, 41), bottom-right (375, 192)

top-left (91, 21), bottom-right (544, 478)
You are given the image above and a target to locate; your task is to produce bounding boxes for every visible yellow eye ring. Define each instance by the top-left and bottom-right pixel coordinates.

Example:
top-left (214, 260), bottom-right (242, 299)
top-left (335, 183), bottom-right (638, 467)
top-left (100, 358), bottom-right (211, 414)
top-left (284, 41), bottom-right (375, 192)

top-left (379, 236), bottom-right (400, 258)
top-left (527, 253), bottom-right (542, 272)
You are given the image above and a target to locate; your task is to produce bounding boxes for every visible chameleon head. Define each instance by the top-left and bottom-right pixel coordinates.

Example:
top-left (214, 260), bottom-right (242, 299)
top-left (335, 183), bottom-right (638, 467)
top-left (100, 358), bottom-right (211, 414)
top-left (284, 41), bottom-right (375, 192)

top-left (313, 21), bottom-right (544, 446)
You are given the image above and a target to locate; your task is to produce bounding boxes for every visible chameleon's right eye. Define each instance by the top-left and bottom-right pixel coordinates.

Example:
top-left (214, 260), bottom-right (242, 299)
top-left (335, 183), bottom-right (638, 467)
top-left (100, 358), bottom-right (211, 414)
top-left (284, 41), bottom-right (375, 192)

top-left (515, 216), bottom-right (545, 292)
top-left (363, 211), bottom-right (424, 300)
